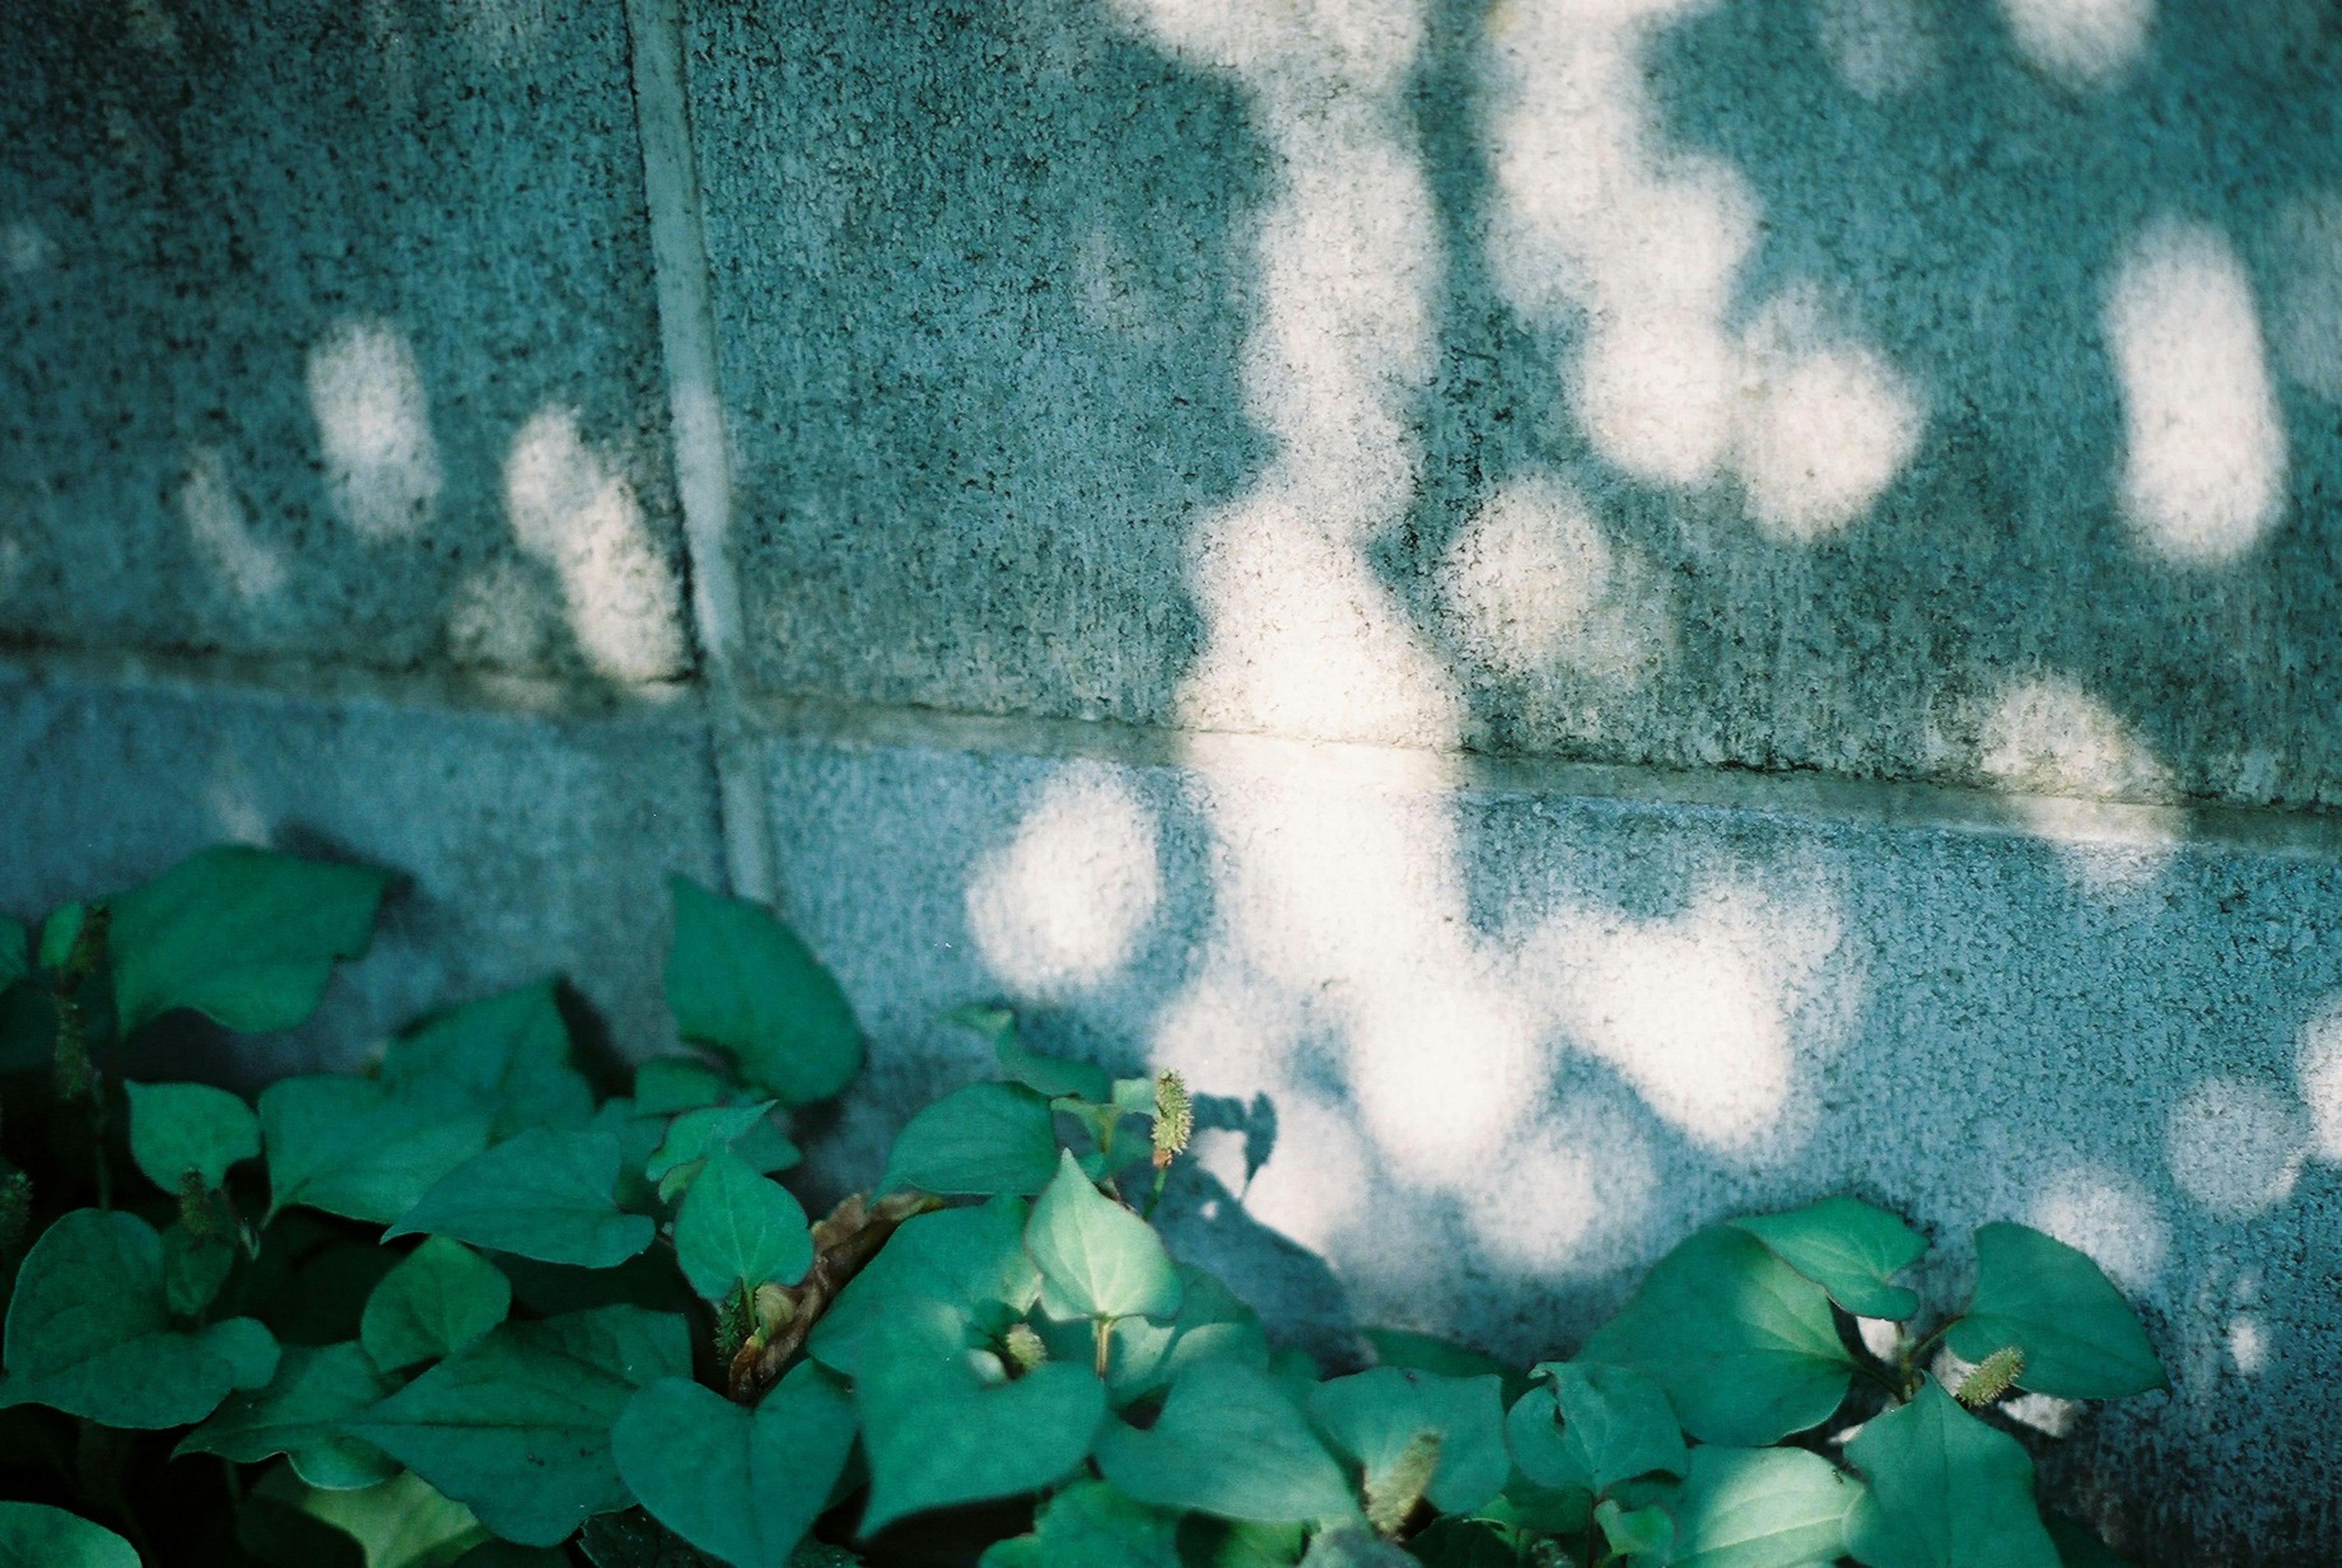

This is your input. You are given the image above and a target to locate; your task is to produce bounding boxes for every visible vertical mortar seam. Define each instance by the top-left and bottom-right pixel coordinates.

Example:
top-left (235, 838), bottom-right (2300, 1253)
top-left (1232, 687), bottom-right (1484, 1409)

top-left (623, 0), bottom-right (775, 903)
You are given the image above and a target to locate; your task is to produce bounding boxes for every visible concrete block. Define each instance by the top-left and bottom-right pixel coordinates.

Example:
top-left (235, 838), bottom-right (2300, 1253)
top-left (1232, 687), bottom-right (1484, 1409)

top-left (693, 0), bottom-right (2342, 808)
top-left (765, 725), bottom-right (2342, 1564)
top-left (0, 0), bottom-right (690, 687)
top-left (0, 659), bottom-right (727, 1080)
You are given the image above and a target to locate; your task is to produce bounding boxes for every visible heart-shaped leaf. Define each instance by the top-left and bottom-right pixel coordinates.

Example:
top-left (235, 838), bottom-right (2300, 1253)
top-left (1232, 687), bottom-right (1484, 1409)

top-left (385, 1129), bottom-right (653, 1270)
top-left (259, 1076), bottom-right (493, 1226)
top-left (361, 1237), bottom-right (513, 1372)
top-left (992, 1480), bottom-right (1183, 1568)
top-left (1038, 1261), bottom-right (1270, 1407)
top-left (107, 847), bottom-right (391, 1035)
top-left (1095, 1360), bottom-right (1358, 1526)
top-left (1026, 1150), bottom-right (1180, 1324)
top-left (882, 1081), bottom-right (1060, 1197)
top-left (1577, 1227), bottom-right (1854, 1446)
top-left (348, 1305), bottom-right (690, 1546)
top-left (259, 1466), bottom-right (489, 1568)
top-left (162, 1221), bottom-right (235, 1317)
top-left (614, 1364), bottom-right (858, 1568)
top-left (860, 1363), bottom-right (1108, 1534)
top-left (633, 1059), bottom-right (728, 1116)
top-left (1729, 1197), bottom-right (1927, 1320)
top-left (943, 1006), bottom-right (1115, 1106)
top-left (1946, 1225), bottom-right (2166, 1400)
top-left (672, 1145), bottom-right (813, 1300)
top-left (177, 1341), bottom-right (399, 1489)
top-left (810, 1198), bottom-right (1040, 1383)
top-left (1529, 1361), bottom-right (1686, 1494)
top-left (665, 876), bottom-right (861, 1106)
top-left (381, 981), bottom-right (595, 1139)
top-left (1672, 1446), bottom-right (1860, 1568)
top-left (1845, 1378), bottom-right (2057, 1568)
top-left (125, 1080), bottom-right (260, 1193)
top-left (646, 1102), bottom-right (787, 1185)
top-left (1309, 1367), bottom-right (1510, 1516)
top-left (0, 1502), bottom-right (139, 1568)
top-left (0, 1209), bottom-right (279, 1428)
top-left (1596, 1498), bottom-right (1674, 1566)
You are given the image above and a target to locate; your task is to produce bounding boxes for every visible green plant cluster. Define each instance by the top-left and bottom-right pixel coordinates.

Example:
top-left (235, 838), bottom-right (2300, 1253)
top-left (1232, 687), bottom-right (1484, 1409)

top-left (0, 847), bottom-right (2165, 1568)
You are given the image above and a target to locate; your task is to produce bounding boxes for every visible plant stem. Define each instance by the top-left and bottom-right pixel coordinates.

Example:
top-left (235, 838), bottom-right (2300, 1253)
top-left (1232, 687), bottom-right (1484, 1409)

top-left (1094, 1317), bottom-right (1111, 1380)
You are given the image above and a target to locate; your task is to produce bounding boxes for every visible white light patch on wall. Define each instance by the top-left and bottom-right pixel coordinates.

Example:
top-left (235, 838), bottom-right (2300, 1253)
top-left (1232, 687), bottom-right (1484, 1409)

top-left (178, 446), bottom-right (284, 601)
top-left (2272, 190), bottom-right (2342, 404)
top-left (307, 318), bottom-right (442, 542)
top-left (1484, 0), bottom-right (1922, 533)
top-left (2293, 1003), bottom-right (2342, 1161)
top-left (966, 763), bottom-right (1162, 998)
top-left (445, 560), bottom-right (552, 668)
top-left (1468, 1098), bottom-right (1657, 1275)
top-left (503, 407), bottom-right (686, 682)
top-left (1997, 0), bottom-right (2151, 87)
top-left (1441, 476), bottom-right (1670, 684)
top-left (1344, 982), bottom-right (1544, 1186)
top-left (1736, 291), bottom-right (1926, 542)
top-left (2104, 220), bottom-right (2285, 566)
top-left (1980, 676), bottom-right (2172, 800)
top-left (2165, 1076), bottom-right (2307, 1220)
top-left (1816, 0), bottom-right (1939, 100)
top-left (2027, 1163), bottom-right (2167, 1290)
top-left (1236, 1090), bottom-right (1375, 1259)
top-left (2, 220), bottom-right (54, 276)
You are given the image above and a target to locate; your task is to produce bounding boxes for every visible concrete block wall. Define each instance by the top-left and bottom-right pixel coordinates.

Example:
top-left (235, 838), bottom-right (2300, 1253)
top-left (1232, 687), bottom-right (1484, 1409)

top-left (4, 1), bottom-right (2340, 1560)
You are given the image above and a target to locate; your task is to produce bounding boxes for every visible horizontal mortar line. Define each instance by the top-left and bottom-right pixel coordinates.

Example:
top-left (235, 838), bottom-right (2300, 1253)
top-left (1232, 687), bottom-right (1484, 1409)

top-left (6, 643), bottom-right (2340, 862)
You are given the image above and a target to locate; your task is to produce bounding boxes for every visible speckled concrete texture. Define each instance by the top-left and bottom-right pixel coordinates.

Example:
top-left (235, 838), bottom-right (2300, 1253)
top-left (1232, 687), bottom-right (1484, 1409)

top-left (692, 0), bottom-right (2342, 807)
top-left (0, 0), bottom-right (692, 686)
top-left (764, 729), bottom-right (2342, 1567)
top-left (0, 664), bottom-right (726, 1078)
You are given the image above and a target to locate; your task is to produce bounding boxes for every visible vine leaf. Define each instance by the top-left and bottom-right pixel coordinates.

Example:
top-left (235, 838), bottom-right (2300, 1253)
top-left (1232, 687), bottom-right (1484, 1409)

top-left (385, 1129), bottom-right (654, 1270)
top-left (881, 1081), bottom-right (1059, 1198)
top-left (125, 1080), bottom-right (260, 1193)
top-left (1672, 1445), bottom-right (1860, 1568)
top-left (379, 981), bottom-right (595, 1139)
top-left (671, 1145), bottom-right (814, 1301)
top-left (1844, 1378), bottom-right (2058, 1568)
top-left (1309, 1367), bottom-right (1511, 1517)
top-left (1094, 1360), bottom-right (1358, 1525)
top-left (176, 1341), bottom-right (399, 1490)
top-left (612, 1364), bottom-right (857, 1568)
top-left (665, 876), bottom-right (861, 1107)
top-left (1946, 1225), bottom-right (2166, 1400)
top-left (1025, 1150), bottom-right (1181, 1325)
top-left (360, 1237), bottom-right (512, 1372)
top-left (259, 1075), bottom-right (492, 1226)
top-left (1728, 1197), bottom-right (1927, 1321)
top-left (0, 1502), bottom-right (140, 1568)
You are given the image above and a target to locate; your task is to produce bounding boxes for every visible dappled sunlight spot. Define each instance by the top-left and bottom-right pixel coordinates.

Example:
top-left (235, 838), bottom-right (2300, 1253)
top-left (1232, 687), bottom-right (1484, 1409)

top-left (1148, 956), bottom-right (1305, 1103)
top-left (1108, 0), bottom-right (1424, 96)
top-left (2028, 1164), bottom-right (2168, 1290)
top-left (307, 318), bottom-right (442, 542)
top-left (445, 561), bottom-right (553, 668)
top-left (202, 754), bottom-right (271, 848)
top-left (178, 447), bottom-right (284, 602)
top-left (125, 0), bottom-right (179, 52)
top-left (1815, 0), bottom-right (1939, 100)
top-left (1467, 1098), bottom-right (1656, 1276)
top-left (1345, 983), bottom-right (1545, 1186)
top-left (2166, 1077), bottom-right (2307, 1220)
top-left (1441, 476), bottom-right (1671, 685)
top-left (965, 764), bottom-right (1163, 999)
top-left (1980, 676), bottom-right (2172, 800)
top-left (1736, 291), bottom-right (1926, 542)
top-left (1239, 1090), bottom-right (1375, 1259)
top-left (503, 407), bottom-right (687, 682)
top-left (1997, 0), bottom-right (2151, 88)
top-left (2105, 219), bottom-right (2285, 566)
top-left (2296, 1003), bottom-right (2342, 1161)
top-left (2227, 1316), bottom-right (2268, 1376)
top-left (2272, 190), bottom-right (2342, 404)
top-left (2, 221), bottom-right (54, 276)
top-left (1576, 309), bottom-right (1743, 488)
top-left (451, 0), bottom-right (554, 66)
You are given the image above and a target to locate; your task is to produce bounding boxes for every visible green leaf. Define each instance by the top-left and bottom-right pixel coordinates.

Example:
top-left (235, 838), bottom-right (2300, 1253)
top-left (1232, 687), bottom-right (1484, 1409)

top-left (665, 876), bottom-right (861, 1106)
top-left (1531, 1361), bottom-right (1686, 1493)
top-left (385, 1129), bottom-right (654, 1270)
top-left (108, 846), bottom-right (391, 1035)
top-left (975, 1012), bottom-right (1112, 1106)
top-left (1595, 1498), bottom-right (1674, 1566)
top-left (1671, 1446), bottom-right (1860, 1568)
top-left (361, 1239), bottom-right (512, 1372)
top-left (262, 1466), bottom-right (490, 1568)
top-left (1577, 1227), bottom-right (1854, 1446)
top-left (126, 1079), bottom-right (261, 1193)
top-left (380, 982), bottom-right (595, 1139)
top-left (2045, 1516), bottom-right (2136, 1567)
top-left (1728, 1197), bottom-right (1927, 1320)
top-left (881, 1081), bottom-right (1061, 1197)
top-left (575, 1508), bottom-right (732, 1567)
top-left (645, 1101), bottom-right (784, 1184)
top-left (178, 1341), bottom-right (400, 1489)
top-left (0, 918), bottom-right (26, 990)
top-left (634, 1059), bottom-right (728, 1116)
top-left (0, 1502), bottom-right (140, 1568)
top-left (0, 1208), bottom-right (279, 1427)
top-left (859, 1363), bottom-right (1108, 1533)
top-left (162, 1220), bottom-right (237, 1316)
top-left (1094, 1360), bottom-right (1358, 1525)
top-left (36, 904), bottom-right (85, 975)
top-left (1026, 1149), bottom-right (1181, 1323)
top-left (1039, 1261), bottom-right (1270, 1407)
top-left (1006, 1480), bottom-right (1183, 1568)
top-left (613, 1364), bottom-right (857, 1568)
top-left (1363, 1329), bottom-right (1528, 1408)
top-left (1502, 1385), bottom-right (1586, 1492)
top-left (1844, 1378), bottom-right (2058, 1568)
top-left (349, 1305), bottom-right (690, 1546)
top-left (809, 1198), bottom-right (1040, 1383)
top-left (1308, 1367), bottom-right (1510, 1516)
top-left (260, 1076), bottom-right (493, 1226)
top-left (672, 1145), bottom-right (813, 1300)
top-left (1946, 1224), bottom-right (2166, 1400)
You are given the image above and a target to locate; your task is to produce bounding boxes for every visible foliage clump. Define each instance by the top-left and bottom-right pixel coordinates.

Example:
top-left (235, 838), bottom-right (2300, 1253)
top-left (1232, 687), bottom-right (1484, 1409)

top-left (0, 847), bottom-right (2163, 1567)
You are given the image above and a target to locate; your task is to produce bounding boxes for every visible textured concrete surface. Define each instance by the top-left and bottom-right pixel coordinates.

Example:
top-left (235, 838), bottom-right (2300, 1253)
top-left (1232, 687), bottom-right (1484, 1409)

top-left (0, 662), bottom-right (726, 1079)
top-left (0, 0), bottom-right (690, 686)
top-left (765, 729), bottom-right (2342, 1566)
top-left (693, 0), bottom-right (2342, 807)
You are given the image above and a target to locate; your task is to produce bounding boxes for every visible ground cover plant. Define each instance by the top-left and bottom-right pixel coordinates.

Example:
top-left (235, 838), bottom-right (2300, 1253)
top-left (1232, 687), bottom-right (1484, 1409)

top-left (0, 846), bottom-right (2164, 1567)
